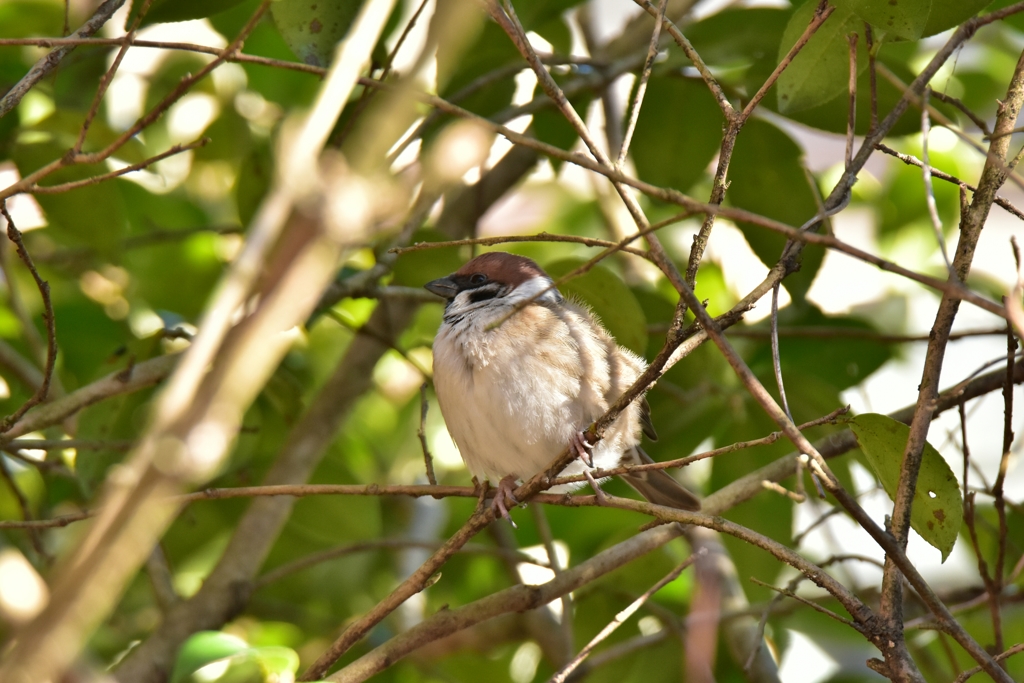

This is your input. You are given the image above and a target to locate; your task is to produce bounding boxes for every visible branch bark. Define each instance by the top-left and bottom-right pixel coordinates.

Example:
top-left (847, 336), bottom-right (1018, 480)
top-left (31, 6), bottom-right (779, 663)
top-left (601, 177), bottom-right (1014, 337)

top-left (0, 0), bottom-right (126, 118)
top-left (112, 299), bottom-right (419, 683)
top-left (328, 523), bottom-right (686, 682)
top-left (878, 45), bottom-right (1024, 683)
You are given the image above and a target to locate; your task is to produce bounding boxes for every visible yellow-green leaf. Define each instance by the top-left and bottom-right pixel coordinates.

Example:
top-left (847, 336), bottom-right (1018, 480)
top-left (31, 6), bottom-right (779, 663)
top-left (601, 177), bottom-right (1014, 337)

top-left (850, 413), bottom-right (962, 561)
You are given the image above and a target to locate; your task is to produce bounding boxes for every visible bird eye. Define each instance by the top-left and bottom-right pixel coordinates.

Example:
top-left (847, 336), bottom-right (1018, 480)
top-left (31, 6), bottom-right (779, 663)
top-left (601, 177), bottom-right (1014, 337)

top-left (470, 273), bottom-right (487, 285)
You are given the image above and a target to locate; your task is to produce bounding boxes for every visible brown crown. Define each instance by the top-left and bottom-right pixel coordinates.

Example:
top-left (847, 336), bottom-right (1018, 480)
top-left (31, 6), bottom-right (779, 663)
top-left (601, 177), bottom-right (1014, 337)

top-left (454, 252), bottom-right (548, 286)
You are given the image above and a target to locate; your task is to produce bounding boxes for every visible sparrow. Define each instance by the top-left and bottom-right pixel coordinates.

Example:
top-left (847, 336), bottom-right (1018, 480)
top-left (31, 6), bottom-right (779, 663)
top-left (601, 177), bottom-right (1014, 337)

top-left (425, 251), bottom-right (700, 523)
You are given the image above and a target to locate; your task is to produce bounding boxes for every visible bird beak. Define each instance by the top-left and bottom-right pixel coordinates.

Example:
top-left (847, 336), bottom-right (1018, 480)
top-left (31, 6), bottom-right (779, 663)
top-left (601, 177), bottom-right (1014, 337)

top-left (425, 276), bottom-right (458, 299)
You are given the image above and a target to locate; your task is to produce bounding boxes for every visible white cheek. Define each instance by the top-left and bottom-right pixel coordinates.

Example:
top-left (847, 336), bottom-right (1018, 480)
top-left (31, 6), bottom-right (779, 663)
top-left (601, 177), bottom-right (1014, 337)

top-left (507, 276), bottom-right (561, 305)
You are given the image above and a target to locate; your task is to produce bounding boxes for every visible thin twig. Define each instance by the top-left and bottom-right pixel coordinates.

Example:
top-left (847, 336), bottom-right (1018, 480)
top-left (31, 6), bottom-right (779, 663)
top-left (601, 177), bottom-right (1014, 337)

top-left (846, 32), bottom-right (858, 169)
top-left (74, 0), bottom-right (155, 154)
top-left (721, 325), bottom-right (1010, 343)
top-left (1, 241), bottom-right (48, 385)
top-left (990, 321), bottom-right (1017, 653)
top-left (368, 79), bottom-right (1011, 319)
top-left (417, 383), bottom-right (437, 486)
top-left (255, 538), bottom-right (550, 588)
top-left (331, 0), bottom-right (431, 146)
top-left (0, 509), bottom-right (91, 530)
top-left (531, 504), bottom-right (574, 663)
top-left (770, 284), bottom-right (792, 421)
top-left (875, 144), bottom-right (1024, 222)
top-left (931, 87), bottom-right (991, 136)
top-left (616, 0), bottom-right (668, 168)
top-left (0, 35), bottom-right (327, 75)
top-left (549, 554), bottom-right (698, 683)
top-left (745, 571), bottom-right (804, 672)
top-left (748, 577), bottom-right (860, 630)
top-left (740, 1), bottom-right (835, 121)
top-left (551, 407), bottom-right (850, 488)
top-left (2, 353), bottom-right (178, 441)
top-left (0, 453), bottom-right (48, 559)
top-left (2, 449), bottom-right (75, 476)
top-left (391, 231), bottom-right (653, 259)
top-left (876, 62), bottom-right (1024, 193)
top-left (920, 89), bottom-right (955, 273)
top-left (0, 205), bottom-right (57, 434)
top-left (1009, 238), bottom-right (1024, 338)
top-left (952, 643), bottom-right (1024, 683)
top-left (38, 224), bottom-right (243, 265)
top-left (879, 43), bottom-right (1024, 683)
top-left (0, 4), bottom-right (270, 204)
top-left (0, 0), bottom-right (126, 118)
top-left (30, 139), bottom-right (209, 194)
top-left (7, 438), bottom-right (133, 451)
top-left (631, 0), bottom-right (733, 116)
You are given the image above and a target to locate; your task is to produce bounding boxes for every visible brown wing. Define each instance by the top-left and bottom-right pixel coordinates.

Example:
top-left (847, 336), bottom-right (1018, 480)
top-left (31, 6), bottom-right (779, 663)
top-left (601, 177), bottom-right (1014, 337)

top-left (619, 447), bottom-right (701, 511)
top-left (639, 397), bottom-right (658, 442)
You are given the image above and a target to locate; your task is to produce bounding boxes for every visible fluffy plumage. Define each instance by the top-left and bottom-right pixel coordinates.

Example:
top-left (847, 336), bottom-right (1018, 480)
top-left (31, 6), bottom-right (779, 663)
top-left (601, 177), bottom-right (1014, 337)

top-left (426, 252), bottom-right (700, 519)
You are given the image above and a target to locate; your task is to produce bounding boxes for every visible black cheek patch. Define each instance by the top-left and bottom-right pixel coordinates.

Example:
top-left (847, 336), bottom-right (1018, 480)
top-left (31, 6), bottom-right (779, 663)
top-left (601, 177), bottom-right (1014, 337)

top-left (468, 289), bottom-right (499, 304)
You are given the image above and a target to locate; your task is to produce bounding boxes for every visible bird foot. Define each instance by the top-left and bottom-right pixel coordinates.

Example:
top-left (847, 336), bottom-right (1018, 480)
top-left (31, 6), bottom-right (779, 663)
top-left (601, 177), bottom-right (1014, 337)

top-left (571, 430), bottom-right (605, 502)
top-left (570, 429), bottom-right (594, 467)
top-left (583, 468), bottom-right (608, 505)
top-left (492, 475), bottom-right (520, 528)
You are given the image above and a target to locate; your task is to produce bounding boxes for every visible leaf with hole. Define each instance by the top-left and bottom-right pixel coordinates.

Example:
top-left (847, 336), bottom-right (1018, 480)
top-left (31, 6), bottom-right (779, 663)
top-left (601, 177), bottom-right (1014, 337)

top-left (850, 413), bottom-right (962, 561)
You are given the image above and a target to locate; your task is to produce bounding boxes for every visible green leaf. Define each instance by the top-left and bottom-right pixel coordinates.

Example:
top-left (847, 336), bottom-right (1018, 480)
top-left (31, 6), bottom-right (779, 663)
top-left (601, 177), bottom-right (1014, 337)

top-left (12, 132), bottom-right (128, 256)
top-left (251, 646), bottom-right (300, 677)
top-left (544, 258), bottom-right (647, 355)
top-left (532, 93), bottom-right (592, 161)
top-left (631, 76), bottom-right (723, 194)
top-left (777, 1), bottom-right (864, 114)
top-left (774, 40), bottom-right (940, 136)
top-left (832, 0), bottom-right (930, 40)
top-left (923, 0), bottom-right (994, 37)
top-left (747, 305), bottom-right (894, 393)
top-left (170, 631), bottom-right (249, 683)
top-left (850, 413), bottom-right (963, 561)
top-left (0, 461), bottom-right (44, 521)
top-left (533, 15), bottom-right (572, 55)
top-left (270, 0), bottom-right (363, 67)
top-left (0, 1), bottom-right (64, 38)
top-left (438, 21), bottom-right (520, 118)
top-left (131, 0), bottom-right (251, 26)
top-left (830, 0), bottom-right (994, 41)
top-left (726, 119), bottom-right (822, 299)
top-left (685, 7), bottom-right (791, 74)
top-left (513, 0), bottom-right (587, 30)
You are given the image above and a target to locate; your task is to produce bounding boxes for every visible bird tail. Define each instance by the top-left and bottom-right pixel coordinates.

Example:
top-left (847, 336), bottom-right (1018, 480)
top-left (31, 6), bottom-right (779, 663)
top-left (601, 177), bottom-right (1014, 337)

top-left (620, 447), bottom-right (701, 511)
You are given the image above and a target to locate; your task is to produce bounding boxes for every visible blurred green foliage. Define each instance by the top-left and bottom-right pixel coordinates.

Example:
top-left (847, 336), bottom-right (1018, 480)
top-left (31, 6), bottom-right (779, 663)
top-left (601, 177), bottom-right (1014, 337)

top-left (0, 0), bottom-right (1020, 682)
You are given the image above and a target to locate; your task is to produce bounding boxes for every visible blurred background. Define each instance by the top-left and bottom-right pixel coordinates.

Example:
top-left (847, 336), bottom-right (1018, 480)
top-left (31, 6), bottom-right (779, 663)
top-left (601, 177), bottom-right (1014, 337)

top-left (0, 0), bottom-right (1022, 681)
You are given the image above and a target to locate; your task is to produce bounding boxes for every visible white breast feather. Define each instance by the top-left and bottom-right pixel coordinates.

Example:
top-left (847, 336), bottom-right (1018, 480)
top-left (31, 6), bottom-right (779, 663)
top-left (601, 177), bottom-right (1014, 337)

top-left (432, 278), bottom-right (647, 490)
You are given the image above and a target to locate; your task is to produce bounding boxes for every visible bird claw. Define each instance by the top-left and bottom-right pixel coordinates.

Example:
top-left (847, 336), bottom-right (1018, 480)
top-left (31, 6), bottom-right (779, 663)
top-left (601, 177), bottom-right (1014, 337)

top-left (491, 475), bottom-right (520, 528)
top-left (583, 468), bottom-right (608, 505)
top-left (571, 430), bottom-right (594, 467)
